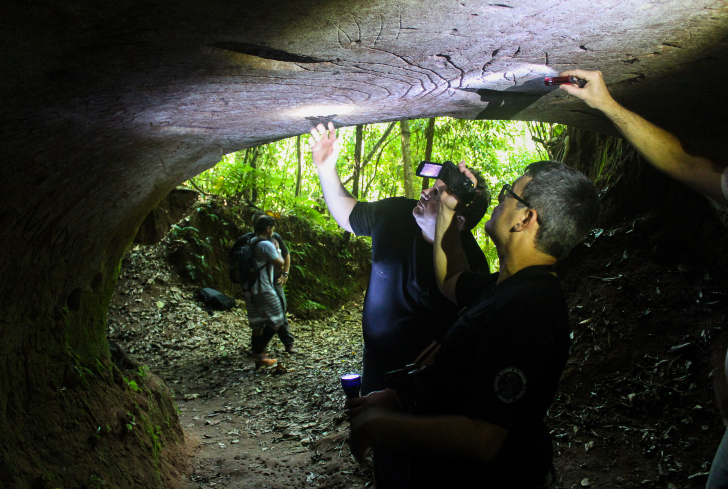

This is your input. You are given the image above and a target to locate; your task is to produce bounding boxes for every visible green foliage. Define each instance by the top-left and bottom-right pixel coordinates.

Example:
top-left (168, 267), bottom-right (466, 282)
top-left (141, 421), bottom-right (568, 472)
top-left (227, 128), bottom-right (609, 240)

top-left (126, 412), bottom-right (137, 431)
top-left (124, 377), bottom-right (141, 392)
top-left (185, 118), bottom-right (559, 270)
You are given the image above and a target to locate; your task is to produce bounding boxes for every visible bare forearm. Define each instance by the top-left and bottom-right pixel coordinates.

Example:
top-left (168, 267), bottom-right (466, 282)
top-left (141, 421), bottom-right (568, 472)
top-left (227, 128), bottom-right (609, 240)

top-left (561, 69), bottom-right (727, 204)
top-left (316, 166), bottom-right (357, 232)
top-left (367, 413), bottom-right (507, 462)
top-left (271, 255), bottom-right (285, 271)
top-left (283, 254), bottom-right (291, 274)
top-left (434, 208), bottom-right (468, 303)
top-left (605, 104), bottom-right (725, 203)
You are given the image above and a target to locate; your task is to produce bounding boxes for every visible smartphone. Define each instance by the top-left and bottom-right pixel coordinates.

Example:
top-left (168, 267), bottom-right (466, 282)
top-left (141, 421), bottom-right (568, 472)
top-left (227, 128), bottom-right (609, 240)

top-left (416, 161), bottom-right (443, 178)
top-left (415, 160), bottom-right (476, 204)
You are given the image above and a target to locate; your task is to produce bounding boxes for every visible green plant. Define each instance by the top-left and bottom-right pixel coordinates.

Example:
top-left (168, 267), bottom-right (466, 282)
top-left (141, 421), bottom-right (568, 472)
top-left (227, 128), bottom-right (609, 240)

top-left (123, 377), bottom-right (141, 392)
top-left (137, 365), bottom-right (150, 378)
top-left (126, 412), bottom-right (137, 431)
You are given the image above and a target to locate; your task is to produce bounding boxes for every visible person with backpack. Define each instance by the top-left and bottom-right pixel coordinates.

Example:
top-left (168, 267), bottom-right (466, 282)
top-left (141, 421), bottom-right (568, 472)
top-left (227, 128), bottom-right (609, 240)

top-left (239, 215), bottom-right (295, 367)
top-left (233, 211), bottom-right (293, 328)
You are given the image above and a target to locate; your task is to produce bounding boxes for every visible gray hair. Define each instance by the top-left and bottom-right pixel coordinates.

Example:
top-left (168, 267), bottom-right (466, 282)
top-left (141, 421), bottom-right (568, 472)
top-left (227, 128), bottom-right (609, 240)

top-left (520, 161), bottom-right (600, 260)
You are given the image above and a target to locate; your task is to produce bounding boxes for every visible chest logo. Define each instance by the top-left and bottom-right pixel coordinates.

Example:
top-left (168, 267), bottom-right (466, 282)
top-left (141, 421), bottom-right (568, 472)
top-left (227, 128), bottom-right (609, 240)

top-left (493, 367), bottom-right (527, 403)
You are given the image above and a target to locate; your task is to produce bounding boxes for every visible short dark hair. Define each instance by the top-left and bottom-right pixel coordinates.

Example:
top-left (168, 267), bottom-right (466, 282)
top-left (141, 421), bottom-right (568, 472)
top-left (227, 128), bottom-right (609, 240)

top-left (254, 215), bottom-right (276, 234)
top-left (519, 161), bottom-right (600, 260)
top-left (252, 211), bottom-right (266, 225)
top-left (457, 167), bottom-right (491, 231)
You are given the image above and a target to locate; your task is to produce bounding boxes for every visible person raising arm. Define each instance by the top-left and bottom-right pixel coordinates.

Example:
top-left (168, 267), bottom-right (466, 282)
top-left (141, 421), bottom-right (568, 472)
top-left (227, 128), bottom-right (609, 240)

top-left (309, 122), bottom-right (357, 232)
top-left (559, 69), bottom-right (727, 205)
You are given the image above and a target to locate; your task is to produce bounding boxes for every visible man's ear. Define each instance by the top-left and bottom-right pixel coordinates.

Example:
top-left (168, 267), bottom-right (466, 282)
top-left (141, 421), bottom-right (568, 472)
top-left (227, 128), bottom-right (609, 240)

top-left (513, 208), bottom-right (539, 232)
top-left (455, 214), bottom-right (467, 231)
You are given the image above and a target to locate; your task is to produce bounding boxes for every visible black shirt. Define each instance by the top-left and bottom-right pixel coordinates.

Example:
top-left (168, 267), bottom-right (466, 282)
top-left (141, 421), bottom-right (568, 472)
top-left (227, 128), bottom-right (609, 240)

top-left (349, 197), bottom-right (487, 394)
top-left (410, 265), bottom-right (570, 488)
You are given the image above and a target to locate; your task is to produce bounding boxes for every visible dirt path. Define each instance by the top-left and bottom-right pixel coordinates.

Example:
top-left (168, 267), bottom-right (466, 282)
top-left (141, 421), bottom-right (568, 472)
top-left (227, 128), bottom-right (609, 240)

top-left (109, 233), bottom-right (727, 488)
top-left (109, 244), bottom-right (373, 488)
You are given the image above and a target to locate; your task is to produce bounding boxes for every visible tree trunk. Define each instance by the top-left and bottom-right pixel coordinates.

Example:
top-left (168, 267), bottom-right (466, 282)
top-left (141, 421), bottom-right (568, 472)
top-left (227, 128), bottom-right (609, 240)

top-left (400, 120), bottom-right (415, 199)
top-left (343, 125), bottom-right (364, 245)
top-left (250, 147), bottom-right (259, 204)
top-left (295, 135), bottom-right (303, 198)
top-left (342, 121), bottom-right (396, 188)
top-left (352, 125), bottom-right (363, 199)
top-left (422, 117), bottom-right (436, 191)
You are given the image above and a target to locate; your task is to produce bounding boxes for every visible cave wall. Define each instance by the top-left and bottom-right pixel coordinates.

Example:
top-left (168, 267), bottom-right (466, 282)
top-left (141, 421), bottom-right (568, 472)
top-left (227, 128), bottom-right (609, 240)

top-left (2, 0), bottom-right (728, 486)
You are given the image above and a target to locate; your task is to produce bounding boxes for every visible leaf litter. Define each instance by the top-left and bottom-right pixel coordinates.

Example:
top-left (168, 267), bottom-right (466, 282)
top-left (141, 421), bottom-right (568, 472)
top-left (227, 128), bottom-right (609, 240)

top-left (107, 210), bottom-right (728, 488)
top-left (108, 242), bottom-right (372, 488)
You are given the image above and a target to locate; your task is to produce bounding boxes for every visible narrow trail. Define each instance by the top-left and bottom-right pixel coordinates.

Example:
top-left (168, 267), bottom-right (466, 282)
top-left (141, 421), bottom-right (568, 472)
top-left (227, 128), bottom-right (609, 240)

top-left (109, 214), bottom-right (728, 488)
top-left (108, 243), bottom-right (371, 488)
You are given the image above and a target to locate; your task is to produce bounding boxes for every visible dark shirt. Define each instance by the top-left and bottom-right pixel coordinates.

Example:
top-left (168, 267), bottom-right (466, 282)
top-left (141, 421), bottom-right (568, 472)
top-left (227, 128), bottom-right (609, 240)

top-left (410, 265), bottom-right (570, 488)
top-left (349, 197), bottom-right (487, 394)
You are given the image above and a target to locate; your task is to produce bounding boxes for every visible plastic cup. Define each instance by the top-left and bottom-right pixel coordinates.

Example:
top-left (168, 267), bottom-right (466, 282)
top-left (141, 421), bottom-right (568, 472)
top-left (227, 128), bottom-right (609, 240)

top-left (340, 373), bottom-right (361, 399)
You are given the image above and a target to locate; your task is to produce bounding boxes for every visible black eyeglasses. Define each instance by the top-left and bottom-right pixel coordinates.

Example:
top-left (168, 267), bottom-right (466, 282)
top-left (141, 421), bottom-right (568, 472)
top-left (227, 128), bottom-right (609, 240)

top-left (498, 183), bottom-right (531, 208)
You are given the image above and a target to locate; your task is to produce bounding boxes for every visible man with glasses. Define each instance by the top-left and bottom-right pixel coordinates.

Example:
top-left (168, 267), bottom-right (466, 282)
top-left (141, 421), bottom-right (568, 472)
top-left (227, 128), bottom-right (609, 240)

top-left (347, 161), bottom-right (600, 488)
top-left (309, 122), bottom-right (490, 488)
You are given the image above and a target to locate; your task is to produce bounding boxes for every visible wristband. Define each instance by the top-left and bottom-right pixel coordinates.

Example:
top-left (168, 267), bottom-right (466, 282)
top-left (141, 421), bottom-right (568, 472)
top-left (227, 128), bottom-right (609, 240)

top-left (282, 272), bottom-right (289, 277)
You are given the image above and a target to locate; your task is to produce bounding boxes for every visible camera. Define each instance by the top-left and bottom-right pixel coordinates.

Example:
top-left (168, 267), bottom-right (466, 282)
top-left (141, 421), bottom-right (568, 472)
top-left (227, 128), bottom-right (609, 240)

top-left (415, 160), bottom-right (476, 204)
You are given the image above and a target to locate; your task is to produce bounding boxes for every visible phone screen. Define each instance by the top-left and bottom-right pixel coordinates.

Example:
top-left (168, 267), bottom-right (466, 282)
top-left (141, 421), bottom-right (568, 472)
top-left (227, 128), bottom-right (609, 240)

top-left (416, 162), bottom-right (442, 178)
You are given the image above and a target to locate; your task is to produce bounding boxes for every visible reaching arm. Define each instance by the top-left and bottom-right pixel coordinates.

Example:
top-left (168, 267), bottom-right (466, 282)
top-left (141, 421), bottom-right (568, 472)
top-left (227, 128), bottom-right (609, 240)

top-left (271, 255), bottom-right (285, 271)
top-left (349, 409), bottom-right (508, 464)
top-left (560, 69), bottom-right (727, 205)
top-left (277, 253), bottom-right (291, 285)
top-left (433, 162), bottom-right (477, 303)
top-left (309, 122), bottom-right (358, 232)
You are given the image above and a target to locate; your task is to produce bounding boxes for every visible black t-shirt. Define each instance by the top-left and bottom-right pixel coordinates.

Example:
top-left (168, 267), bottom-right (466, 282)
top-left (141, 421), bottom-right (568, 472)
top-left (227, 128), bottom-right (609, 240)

top-left (349, 197), bottom-right (487, 394)
top-left (409, 265), bottom-right (570, 488)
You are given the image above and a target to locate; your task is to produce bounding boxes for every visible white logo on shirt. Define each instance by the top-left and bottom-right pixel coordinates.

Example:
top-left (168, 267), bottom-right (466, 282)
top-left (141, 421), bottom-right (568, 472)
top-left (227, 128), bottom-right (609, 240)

top-left (493, 367), bottom-right (527, 403)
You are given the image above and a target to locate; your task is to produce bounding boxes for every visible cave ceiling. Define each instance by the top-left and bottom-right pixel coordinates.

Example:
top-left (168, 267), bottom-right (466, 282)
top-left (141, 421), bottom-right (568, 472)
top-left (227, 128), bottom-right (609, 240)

top-left (1, 0), bottom-right (728, 305)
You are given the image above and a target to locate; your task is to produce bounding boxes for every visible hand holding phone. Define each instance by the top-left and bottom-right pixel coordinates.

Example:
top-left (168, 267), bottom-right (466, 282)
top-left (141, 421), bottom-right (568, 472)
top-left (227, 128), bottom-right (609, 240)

top-left (415, 160), bottom-right (476, 204)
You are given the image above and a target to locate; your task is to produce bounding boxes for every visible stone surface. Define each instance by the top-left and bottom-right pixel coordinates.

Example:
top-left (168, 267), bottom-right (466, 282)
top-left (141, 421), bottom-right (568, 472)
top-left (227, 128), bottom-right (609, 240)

top-left (3, 1), bottom-right (727, 309)
top-left (134, 188), bottom-right (199, 245)
top-left (1, 1), bottom-right (728, 484)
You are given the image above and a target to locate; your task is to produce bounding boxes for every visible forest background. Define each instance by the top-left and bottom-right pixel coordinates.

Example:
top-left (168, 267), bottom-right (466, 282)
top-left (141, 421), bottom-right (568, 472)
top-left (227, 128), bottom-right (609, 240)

top-left (185, 118), bottom-right (565, 269)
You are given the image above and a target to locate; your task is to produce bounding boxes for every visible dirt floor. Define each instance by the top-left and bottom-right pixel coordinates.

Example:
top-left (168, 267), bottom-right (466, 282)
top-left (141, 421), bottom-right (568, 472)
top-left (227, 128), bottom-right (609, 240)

top-left (108, 210), bottom-right (728, 489)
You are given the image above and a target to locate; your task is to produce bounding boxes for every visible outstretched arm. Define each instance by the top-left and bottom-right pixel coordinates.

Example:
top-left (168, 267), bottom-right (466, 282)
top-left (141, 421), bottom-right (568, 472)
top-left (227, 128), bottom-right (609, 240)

top-left (309, 122), bottom-right (357, 232)
top-left (560, 69), bottom-right (727, 205)
top-left (433, 162), bottom-right (476, 303)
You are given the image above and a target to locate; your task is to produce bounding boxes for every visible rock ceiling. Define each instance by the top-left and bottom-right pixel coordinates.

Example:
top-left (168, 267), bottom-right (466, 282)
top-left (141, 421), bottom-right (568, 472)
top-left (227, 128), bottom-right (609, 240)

top-left (1, 0), bottom-right (727, 309)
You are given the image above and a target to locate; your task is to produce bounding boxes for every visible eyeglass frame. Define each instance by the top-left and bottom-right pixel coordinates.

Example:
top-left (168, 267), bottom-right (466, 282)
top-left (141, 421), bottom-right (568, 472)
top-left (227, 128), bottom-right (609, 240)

top-left (498, 183), bottom-right (531, 208)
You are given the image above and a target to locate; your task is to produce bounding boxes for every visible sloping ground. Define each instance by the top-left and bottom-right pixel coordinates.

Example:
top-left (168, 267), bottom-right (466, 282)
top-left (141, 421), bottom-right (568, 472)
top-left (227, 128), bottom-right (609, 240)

top-left (107, 203), bottom-right (728, 489)
top-left (553, 211), bottom-right (728, 488)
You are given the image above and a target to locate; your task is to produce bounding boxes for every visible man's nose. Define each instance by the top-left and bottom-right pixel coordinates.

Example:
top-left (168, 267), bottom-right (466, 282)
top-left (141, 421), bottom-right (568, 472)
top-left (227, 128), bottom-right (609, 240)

top-left (420, 188), bottom-right (432, 200)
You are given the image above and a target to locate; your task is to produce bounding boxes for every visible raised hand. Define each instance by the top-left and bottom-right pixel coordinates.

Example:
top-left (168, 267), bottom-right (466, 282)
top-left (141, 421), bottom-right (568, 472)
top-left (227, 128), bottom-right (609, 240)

top-left (558, 69), bottom-right (618, 113)
top-left (309, 122), bottom-right (340, 170)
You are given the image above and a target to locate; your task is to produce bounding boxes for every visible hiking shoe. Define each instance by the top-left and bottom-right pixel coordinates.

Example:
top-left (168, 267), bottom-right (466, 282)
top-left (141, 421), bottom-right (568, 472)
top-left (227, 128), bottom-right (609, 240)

top-left (285, 346), bottom-right (299, 354)
top-left (252, 354), bottom-right (276, 368)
